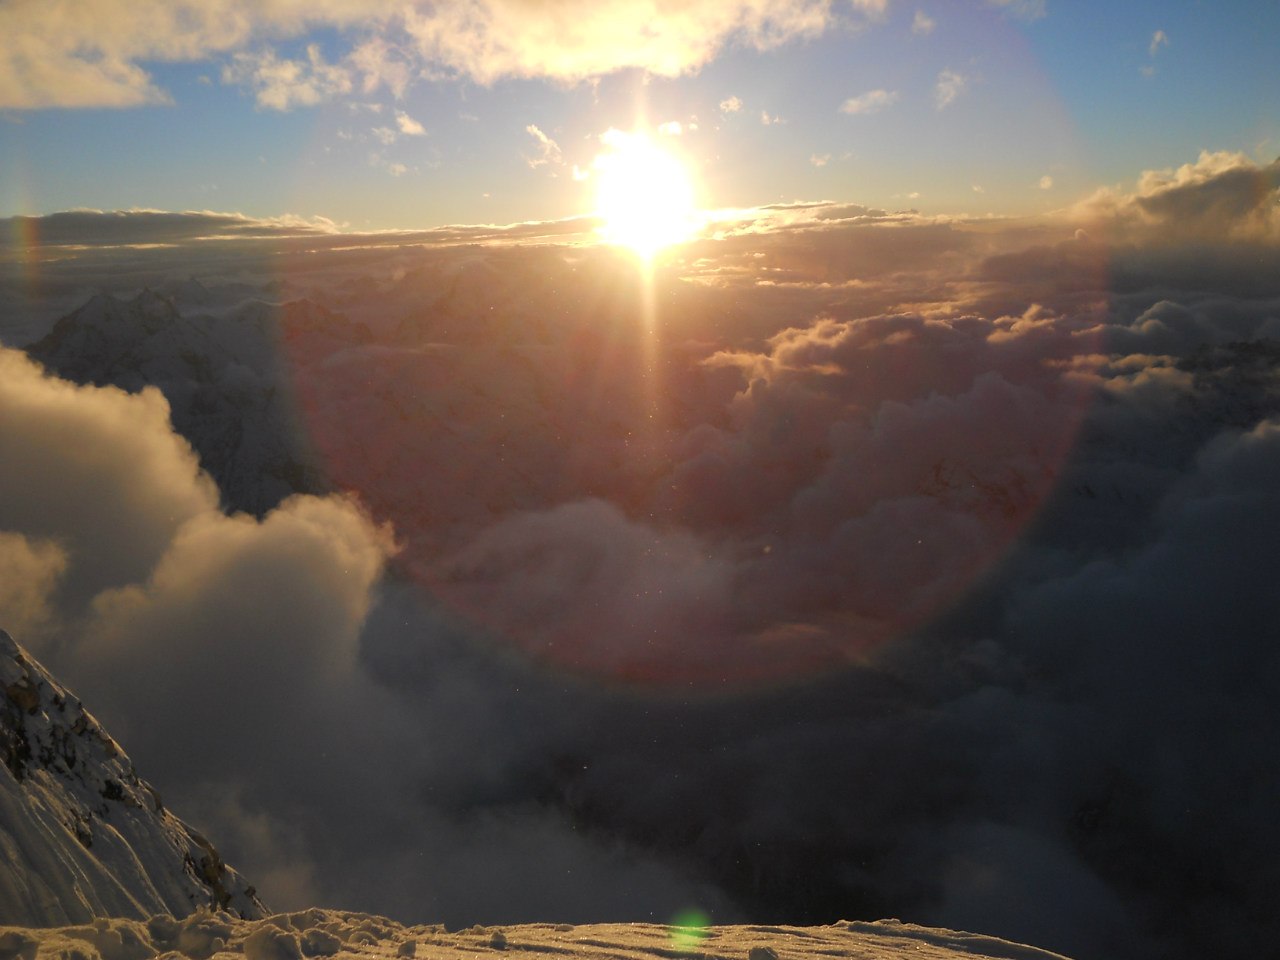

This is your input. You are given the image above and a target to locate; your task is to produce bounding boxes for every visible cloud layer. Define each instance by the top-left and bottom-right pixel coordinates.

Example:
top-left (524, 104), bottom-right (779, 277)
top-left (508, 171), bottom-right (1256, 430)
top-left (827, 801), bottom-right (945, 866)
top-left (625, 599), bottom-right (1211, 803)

top-left (1, 151), bottom-right (1279, 959)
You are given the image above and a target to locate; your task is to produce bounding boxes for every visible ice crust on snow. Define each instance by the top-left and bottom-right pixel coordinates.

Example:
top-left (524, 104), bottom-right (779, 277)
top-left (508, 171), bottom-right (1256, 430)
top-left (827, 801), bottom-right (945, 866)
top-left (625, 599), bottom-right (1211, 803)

top-left (0, 913), bottom-right (1076, 960)
top-left (0, 630), bottom-right (265, 925)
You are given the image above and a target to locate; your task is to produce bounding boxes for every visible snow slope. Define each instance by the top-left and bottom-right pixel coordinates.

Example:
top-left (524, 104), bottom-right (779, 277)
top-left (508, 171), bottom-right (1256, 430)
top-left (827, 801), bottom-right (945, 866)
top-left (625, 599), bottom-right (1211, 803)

top-left (0, 629), bottom-right (265, 925)
top-left (0, 911), bottom-right (1075, 960)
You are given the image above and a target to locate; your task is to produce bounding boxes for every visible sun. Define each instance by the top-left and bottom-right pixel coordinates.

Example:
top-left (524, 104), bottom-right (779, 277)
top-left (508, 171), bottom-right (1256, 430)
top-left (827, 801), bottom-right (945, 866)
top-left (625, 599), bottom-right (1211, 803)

top-left (591, 129), bottom-right (700, 258)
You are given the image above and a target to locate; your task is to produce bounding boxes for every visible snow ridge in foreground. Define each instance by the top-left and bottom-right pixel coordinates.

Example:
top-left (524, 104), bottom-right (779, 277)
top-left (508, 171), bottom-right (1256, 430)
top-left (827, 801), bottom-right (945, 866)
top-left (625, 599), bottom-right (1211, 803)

top-left (0, 629), bottom-right (266, 925)
top-left (0, 911), bottom-right (1076, 960)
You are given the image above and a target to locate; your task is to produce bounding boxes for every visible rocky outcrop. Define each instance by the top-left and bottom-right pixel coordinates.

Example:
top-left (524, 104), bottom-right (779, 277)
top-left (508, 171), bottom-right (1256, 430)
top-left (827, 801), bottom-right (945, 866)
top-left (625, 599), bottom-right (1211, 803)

top-left (0, 629), bottom-right (266, 925)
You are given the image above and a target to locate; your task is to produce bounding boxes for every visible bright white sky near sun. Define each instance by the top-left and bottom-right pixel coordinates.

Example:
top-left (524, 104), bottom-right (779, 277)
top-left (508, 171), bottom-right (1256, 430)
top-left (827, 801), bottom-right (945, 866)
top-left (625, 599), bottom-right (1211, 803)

top-left (0, 0), bottom-right (1276, 231)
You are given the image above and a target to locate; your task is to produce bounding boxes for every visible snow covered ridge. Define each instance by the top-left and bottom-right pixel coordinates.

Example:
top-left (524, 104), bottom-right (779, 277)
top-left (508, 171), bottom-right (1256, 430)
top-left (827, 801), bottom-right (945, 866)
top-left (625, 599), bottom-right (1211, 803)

top-left (0, 912), bottom-right (1075, 960)
top-left (0, 629), bottom-right (266, 925)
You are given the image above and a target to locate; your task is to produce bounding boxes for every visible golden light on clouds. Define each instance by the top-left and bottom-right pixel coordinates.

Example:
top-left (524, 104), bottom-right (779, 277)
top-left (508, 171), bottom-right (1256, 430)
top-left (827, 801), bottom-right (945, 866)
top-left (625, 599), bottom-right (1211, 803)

top-left (591, 129), bottom-right (700, 259)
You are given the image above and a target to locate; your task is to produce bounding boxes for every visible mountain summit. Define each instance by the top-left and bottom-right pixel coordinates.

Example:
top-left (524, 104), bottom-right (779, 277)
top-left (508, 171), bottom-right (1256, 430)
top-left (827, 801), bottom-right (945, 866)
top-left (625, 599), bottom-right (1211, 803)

top-left (0, 629), bottom-right (266, 925)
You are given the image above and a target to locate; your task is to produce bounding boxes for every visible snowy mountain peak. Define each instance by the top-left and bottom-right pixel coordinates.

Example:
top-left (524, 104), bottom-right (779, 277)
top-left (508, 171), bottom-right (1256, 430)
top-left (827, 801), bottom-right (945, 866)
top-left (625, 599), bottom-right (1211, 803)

top-left (0, 629), bottom-right (266, 925)
top-left (133, 289), bottom-right (179, 327)
top-left (68, 290), bottom-right (179, 332)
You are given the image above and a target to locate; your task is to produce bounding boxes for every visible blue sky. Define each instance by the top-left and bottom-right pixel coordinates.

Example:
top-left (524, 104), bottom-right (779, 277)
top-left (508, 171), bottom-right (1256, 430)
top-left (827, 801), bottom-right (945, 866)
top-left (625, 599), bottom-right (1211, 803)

top-left (1, 0), bottom-right (1276, 230)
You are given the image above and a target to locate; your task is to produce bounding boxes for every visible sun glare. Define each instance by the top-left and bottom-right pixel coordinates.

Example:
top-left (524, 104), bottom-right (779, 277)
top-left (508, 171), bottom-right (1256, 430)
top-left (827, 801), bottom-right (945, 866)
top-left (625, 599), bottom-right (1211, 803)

top-left (592, 129), bottom-right (700, 258)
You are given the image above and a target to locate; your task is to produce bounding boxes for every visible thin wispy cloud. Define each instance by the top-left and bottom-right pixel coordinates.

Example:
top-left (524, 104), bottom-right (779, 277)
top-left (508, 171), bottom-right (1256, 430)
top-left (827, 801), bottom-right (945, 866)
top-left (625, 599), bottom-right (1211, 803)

top-left (935, 69), bottom-right (967, 110)
top-left (524, 123), bottom-right (563, 168)
top-left (1143, 28), bottom-right (1170, 75)
top-left (840, 88), bottom-right (899, 115)
top-left (349, 36), bottom-right (414, 99)
top-left (911, 10), bottom-right (936, 35)
top-left (986, 0), bottom-right (1047, 22)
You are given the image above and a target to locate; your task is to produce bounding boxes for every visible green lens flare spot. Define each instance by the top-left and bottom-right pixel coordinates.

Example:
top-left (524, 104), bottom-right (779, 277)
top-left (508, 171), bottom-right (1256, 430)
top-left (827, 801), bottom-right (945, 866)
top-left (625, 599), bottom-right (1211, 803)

top-left (669, 909), bottom-right (711, 952)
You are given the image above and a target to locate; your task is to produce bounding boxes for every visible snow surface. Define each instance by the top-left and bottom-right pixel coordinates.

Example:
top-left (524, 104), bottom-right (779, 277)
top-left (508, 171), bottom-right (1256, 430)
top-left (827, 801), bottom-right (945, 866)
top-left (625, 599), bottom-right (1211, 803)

top-left (0, 912), bottom-right (1075, 960)
top-left (0, 631), bottom-right (265, 925)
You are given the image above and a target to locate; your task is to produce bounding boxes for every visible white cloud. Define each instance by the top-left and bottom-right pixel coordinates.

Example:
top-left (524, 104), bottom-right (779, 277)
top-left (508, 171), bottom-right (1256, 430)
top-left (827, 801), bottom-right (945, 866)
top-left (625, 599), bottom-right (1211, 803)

top-left (0, 342), bottom-right (395, 829)
top-left (0, 0), bottom-right (888, 110)
top-left (0, 349), bottom-right (219, 609)
top-left (1039, 175), bottom-right (1054, 189)
top-left (1077, 150), bottom-right (1280, 243)
top-left (719, 95), bottom-right (743, 114)
top-left (388, 162), bottom-right (408, 176)
top-left (839, 88), bottom-right (899, 115)
top-left (810, 153), bottom-right (831, 167)
top-left (395, 109), bottom-right (426, 135)
top-left (372, 126), bottom-right (397, 145)
top-left (760, 110), bottom-right (785, 125)
top-left (401, 0), bottom-right (861, 85)
top-left (1149, 29), bottom-right (1169, 57)
top-left (935, 68), bottom-right (966, 110)
top-left (222, 44), bottom-right (352, 111)
top-left (524, 123), bottom-right (563, 168)
top-left (911, 10), bottom-right (936, 35)
top-left (986, 0), bottom-right (1047, 22)
top-left (658, 120), bottom-right (684, 136)
top-left (0, 532), bottom-right (67, 641)
top-left (349, 36), bottom-right (414, 98)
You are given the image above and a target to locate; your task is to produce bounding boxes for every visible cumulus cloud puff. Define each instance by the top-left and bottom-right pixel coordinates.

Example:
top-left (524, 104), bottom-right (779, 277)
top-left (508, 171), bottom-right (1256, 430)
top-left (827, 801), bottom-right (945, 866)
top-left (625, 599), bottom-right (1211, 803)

top-left (0, 348), bottom-right (217, 609)
top-left (1077, 150), bottom-right (1280, 243)
top-left (222, 44), bottom-right (354, 111)
top-left (0, 342), bottom-right (396, 881)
